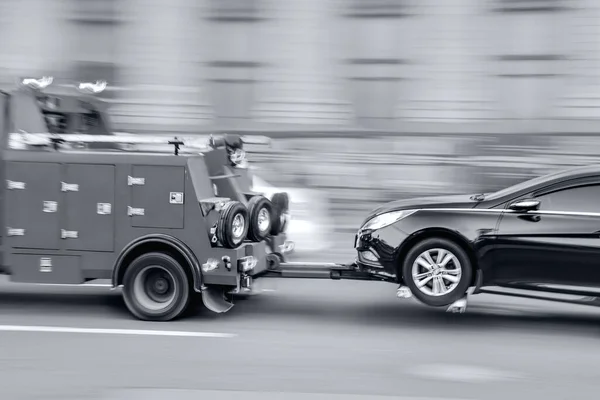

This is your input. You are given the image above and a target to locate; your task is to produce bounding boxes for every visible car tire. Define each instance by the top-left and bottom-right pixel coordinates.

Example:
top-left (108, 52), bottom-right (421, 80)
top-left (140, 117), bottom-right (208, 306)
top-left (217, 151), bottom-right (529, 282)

top-left (247, 195), bottom-right (273, 242)
top-left (402, 238), bottom-right (472, 308)
top-left (122, 252), bottom-right (192, 321)
top-left (217, 201), bottom-right (249, 248)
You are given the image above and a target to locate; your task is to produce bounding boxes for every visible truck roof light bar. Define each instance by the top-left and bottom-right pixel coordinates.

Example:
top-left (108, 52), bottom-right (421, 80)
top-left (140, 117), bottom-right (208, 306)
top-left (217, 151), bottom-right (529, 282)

top-left (78, 80), bottom-right (107, 94)
top-left (20, 76), bottom-right (54, 90)
top-left (15, 77), bottom-right (109, 94)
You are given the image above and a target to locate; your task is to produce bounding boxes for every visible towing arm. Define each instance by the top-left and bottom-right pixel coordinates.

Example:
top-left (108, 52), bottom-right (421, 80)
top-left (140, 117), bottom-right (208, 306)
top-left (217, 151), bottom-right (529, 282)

top-left (258, 261), bottom-right (390, 282)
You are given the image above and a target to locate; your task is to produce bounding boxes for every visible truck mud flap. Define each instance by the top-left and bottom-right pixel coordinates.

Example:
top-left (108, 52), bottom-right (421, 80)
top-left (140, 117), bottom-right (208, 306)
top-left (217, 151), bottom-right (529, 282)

top-left (201, 286), bottom-right (234, 313)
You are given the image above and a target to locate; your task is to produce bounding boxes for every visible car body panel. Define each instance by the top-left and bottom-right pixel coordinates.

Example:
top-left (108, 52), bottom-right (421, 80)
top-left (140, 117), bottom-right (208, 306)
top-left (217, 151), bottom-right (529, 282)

top-left (357, 208), bottom-right (501, 280)
top-left (493, 211), bottom-right (600, 287)
top-left (362, 194), bottom-right (479, 225)
top-left (355, 165), bottom-right (600, 295)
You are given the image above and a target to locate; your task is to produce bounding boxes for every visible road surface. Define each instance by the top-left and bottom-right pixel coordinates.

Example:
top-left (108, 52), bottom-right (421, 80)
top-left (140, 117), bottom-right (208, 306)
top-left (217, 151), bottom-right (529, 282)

top-left (0, 276), bottom-right (599, 400)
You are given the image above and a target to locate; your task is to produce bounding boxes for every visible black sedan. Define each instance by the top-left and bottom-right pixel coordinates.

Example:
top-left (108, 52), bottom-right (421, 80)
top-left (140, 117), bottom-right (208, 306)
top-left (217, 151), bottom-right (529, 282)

top-left (354, 165), bottom-right (600, 309)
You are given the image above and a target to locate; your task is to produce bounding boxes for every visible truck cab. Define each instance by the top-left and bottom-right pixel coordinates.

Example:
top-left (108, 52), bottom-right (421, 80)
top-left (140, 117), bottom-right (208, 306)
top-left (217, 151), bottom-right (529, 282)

top-left (0, 77), bottom-right (291, 321)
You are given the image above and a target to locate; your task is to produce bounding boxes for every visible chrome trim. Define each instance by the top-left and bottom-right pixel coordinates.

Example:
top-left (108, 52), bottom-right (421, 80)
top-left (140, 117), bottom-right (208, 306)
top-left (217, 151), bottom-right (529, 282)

top-left (357, 255), bottom-right (383, 268)
top-left (368, 248), bottom-right (380, 258)
top-left (509, 199), bottom-right (539, 209)
top-left (417, 208), bottom-right (505, 213)
top-left (523, 210), bottom-right (600, 217)
top-left (416, 208), bottom-right (600, 218)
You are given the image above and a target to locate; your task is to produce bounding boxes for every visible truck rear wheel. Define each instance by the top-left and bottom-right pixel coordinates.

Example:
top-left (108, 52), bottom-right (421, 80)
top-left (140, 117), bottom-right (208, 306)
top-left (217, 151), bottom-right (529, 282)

top-left (247, 195), bottom-right (273, 242)
top-left (122, 252), bottom-right (191, 321)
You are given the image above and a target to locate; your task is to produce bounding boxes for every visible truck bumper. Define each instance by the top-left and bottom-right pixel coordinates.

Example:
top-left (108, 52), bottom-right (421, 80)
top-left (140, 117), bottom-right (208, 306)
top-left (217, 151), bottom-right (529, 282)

top-left (200, 234), bottom-right (290, 287)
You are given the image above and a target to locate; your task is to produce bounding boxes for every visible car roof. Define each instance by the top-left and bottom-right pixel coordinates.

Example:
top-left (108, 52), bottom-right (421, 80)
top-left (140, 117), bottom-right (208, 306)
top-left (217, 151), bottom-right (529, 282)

top-left (543, 164), bottom-right (600, 182)
top-left (485, 164), bottom-right (600, 203)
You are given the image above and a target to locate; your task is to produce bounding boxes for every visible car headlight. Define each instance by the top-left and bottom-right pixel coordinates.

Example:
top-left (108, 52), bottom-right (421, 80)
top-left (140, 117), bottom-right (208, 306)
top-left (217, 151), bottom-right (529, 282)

top-left (361, 210), bottom-right (417, 231)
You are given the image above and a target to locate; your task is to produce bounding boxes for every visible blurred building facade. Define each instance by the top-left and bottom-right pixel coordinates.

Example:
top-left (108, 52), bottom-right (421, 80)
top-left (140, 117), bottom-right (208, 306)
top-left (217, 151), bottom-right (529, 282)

top-left (3, 0), bottom-right (600, 226)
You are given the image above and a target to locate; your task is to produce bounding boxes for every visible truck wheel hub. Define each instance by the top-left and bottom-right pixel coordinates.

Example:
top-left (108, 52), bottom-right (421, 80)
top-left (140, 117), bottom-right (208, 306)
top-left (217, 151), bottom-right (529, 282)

top-left (154, 279), bottom-right (168, 294)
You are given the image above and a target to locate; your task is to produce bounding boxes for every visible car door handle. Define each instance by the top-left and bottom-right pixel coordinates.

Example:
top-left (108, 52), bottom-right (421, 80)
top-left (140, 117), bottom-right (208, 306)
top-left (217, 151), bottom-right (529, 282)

top-left (518, 214), bottom-right (541, 222)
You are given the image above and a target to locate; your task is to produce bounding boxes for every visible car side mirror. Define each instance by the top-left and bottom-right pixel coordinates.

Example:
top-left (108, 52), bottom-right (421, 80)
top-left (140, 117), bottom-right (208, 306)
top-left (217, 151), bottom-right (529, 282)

top-left (508, 199), bottom-right (540, 212)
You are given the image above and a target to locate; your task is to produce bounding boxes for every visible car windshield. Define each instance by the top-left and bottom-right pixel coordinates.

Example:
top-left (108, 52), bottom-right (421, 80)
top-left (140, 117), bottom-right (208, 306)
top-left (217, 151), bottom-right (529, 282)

top-left (485, 169), bottom-right (570, 200)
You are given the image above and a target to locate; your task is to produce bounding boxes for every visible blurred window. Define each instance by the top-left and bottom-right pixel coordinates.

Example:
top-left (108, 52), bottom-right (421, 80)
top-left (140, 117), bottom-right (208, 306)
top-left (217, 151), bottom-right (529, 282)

top-left (536, 185), bottom-right (600, 213)
top-left (70, 0), bottom-right (118, 23)
top-left (71, 62), bottom-right (117, 86)
top-left (493, 0), bottom-right (567, 13)
top-left (208, 0), bottom-right (260, 22)
top-left (487, 170), bottom-right (567, 200)
top-left (346, 0), bottom-right (407, 18)
top-left (68, 0), bottom-right (120, 91)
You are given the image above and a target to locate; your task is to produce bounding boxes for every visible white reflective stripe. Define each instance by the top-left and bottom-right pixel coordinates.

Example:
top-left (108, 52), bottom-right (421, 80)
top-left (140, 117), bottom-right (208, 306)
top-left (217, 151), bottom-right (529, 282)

top-left (0, 325), bottom-right (236, 338)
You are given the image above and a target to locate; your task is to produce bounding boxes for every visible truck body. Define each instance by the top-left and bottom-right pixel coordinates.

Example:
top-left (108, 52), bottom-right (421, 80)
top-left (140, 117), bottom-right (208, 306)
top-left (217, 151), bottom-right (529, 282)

top-left (0, 78), bottom-right (292, 320)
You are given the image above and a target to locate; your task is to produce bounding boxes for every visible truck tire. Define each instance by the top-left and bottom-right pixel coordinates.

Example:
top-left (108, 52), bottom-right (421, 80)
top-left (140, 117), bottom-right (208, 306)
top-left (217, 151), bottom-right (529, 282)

top-left (122, 252), bottom-right (191, 321)
top-left (402, 238), bottom-right (472, 308)
top-left (270, 192), bottom-right (289, 236)
top-left (217, 201), bottom-right (249, 248)
top-left (247, 195), bottom-right (273, 242)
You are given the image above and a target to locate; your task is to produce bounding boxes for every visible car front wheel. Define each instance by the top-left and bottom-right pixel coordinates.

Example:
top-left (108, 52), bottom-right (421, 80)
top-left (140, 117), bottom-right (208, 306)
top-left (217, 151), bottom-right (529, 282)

top-left (402, 238), bottom-right (472, 308)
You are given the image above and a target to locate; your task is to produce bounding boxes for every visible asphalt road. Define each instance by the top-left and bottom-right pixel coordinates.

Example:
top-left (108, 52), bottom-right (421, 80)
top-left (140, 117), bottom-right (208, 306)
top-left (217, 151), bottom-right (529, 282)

top-left (0, 276), bottom-right (600, 400)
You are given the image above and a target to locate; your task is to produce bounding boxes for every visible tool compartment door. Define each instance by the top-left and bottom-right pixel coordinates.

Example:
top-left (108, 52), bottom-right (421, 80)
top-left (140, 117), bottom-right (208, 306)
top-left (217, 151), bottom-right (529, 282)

top-left (64, 164), bottom-right (116, 252)
top-left (5, 162), bottom-right (61, 250)
top-left (10, 254), bottom-right (82, 284)
top-left (130, 165), bottom-right (185, 229)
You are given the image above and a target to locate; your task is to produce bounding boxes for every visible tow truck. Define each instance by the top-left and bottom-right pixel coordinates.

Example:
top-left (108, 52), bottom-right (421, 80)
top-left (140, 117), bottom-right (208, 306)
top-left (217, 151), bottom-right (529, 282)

top-left (0, 76), bottom-right (387, 321)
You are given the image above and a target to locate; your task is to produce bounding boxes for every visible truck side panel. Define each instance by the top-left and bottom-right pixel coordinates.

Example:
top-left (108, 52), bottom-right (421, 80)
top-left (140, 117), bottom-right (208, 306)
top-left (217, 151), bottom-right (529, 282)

top-left (64, 164), bottom-right (116, 252)
top-left (2, 150), bottom-right (240, 287)
top-left (5, 161), bottom-right (61, 250)
top-left (0, 92), bottom-right (6, 261)
top-left (10, 254), bottom-right (82, 284)
top-left (130, 165), bottom-right (186, 229)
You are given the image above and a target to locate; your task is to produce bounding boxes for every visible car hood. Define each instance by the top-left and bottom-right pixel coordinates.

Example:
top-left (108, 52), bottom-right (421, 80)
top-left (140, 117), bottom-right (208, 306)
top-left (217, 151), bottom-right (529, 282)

top-left (362, 194), bottom-right (478, 225)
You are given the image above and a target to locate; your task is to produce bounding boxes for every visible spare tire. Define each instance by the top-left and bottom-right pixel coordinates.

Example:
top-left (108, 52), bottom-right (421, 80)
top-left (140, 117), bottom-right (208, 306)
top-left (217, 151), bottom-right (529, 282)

top-left (247, 195), bottom-right (273, 242)
top-left (224, 134), bottom-right (243, 150)
top-left (217, 201), bottom-right (249, 248)
top-left (270, 192), bottom-right (290, 236)
top-left (211, 134), bottom-right (243, 150)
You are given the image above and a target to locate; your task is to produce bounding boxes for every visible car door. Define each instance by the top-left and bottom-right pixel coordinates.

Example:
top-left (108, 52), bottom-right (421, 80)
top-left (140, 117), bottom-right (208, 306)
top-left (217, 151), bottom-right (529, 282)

top-left (493, 182), bottom-right (600, 288)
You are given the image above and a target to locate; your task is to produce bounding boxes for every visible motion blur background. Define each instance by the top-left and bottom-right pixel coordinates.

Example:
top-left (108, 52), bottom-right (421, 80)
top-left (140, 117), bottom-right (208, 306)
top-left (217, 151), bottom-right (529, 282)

top-left (2, 0), bottom-right (600, 246)
top-left (3, 2), bottom-right (600, 399)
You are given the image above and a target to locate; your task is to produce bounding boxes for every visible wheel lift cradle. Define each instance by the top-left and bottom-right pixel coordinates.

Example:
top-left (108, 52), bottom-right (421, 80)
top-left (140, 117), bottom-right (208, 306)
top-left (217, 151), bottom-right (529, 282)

top-left (0, 78), bottom-right (386, 320)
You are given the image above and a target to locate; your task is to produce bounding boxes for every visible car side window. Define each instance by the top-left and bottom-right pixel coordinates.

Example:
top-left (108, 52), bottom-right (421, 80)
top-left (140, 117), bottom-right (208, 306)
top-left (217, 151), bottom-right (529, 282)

top-left (536, 185), bottom-right (600, 213)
